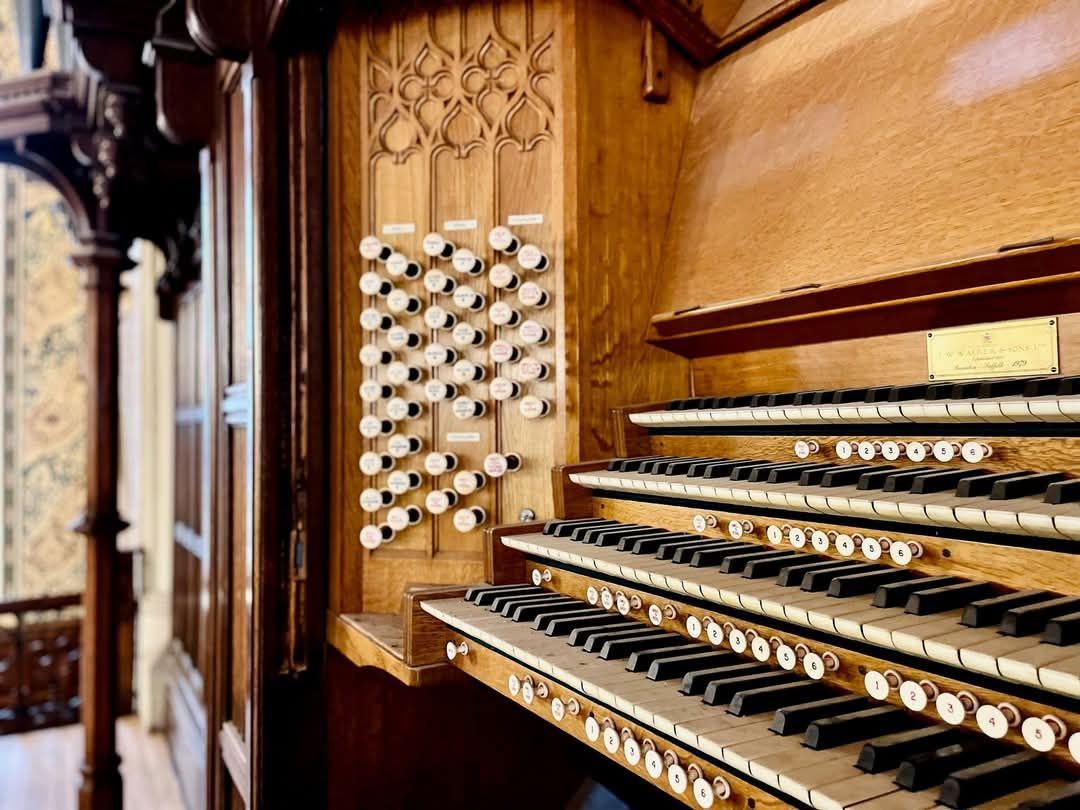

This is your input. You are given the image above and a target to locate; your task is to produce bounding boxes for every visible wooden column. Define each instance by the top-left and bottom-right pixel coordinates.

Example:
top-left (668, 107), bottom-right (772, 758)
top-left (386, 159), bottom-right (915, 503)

top-left (71, 236), bottom-right (134, 810)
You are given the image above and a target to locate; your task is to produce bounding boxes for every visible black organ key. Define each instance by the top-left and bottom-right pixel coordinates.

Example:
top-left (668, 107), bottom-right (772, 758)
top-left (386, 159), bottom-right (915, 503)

top-left (1045, 479), bottom-right (1080, 504)
top-left (749, 394), bottom-right (773, 407)
top-left (505, 597), bottom-right (580, 619)
top-left (831, 387), bottom-right (871, 403)
top-left (647, 650), bottom-right (738, 681)
top-left (742, 552), bottom-right (815, 579)
top-left (769, 694), bottom-right (867, 736)
top-left (820, 465), bottom-right (895, 488)
top-left (769, 463), bottom-right (835, 483)
top-left (864, 386), bottom-right (894, 402)
top-left (730, 461), bottom-right (786, 481)
top-left (626, 643), bottom-right (708, 673)
top-left (727, 680), bottom-right (833, 717)
top-left (582, 626), bottom-right (658, 654)
top-left (810, 390), bottom-right (839, 405)
top-left (471, 585), bottom-right (541, 606)
top-left (1043, 611), bottom-right (1080, 645)
top-left (991, 471), bottom-right (1068, 500)
top-left (887, 383), bottom-right (929, 402)
top-left (615, 456), bottom-right (674, 472)
top-left (978, 378), bottom-right (1028, 398)
top-left (567, 621), bottom-right (629, 646)
top-left (1059, 376), bottom-right (1080, 395)
top-left (545, 611), bottom-right (630, 637)
top-left (923, 382), bottom-right (958, 400)
top-left (856, 726), bottom-right (966, 774)
top-left (686, 458), bottom-right (731, 477)
top-left (684, 542), bottom-right (758, 567)
top-left (551, 518), bottom-right (617, 537)
top-left (873, 576), bottom-right (963, 609)
top-left (766, 392), bottom-right (798, 406)
top-left (608, 529), bottom-right (673, 551)
top-left (702, 670), bottom-right (797, 706)
top-left (1024, 376), bottom-right (1063, 397)
top-left (729, 394), bottom-right (755, 407)
top-left (961, 590), bottom-right (1057, 628)
top-left (905, 581), bottom-right (996, 615)
top-left (574, 523), bottom-right (645, 543)
top-left (747, 462), bottom-right (819, 483)
top-left (680, 662), bottom-right (769, 696)
top-left (588, 527), bottom-right (655, 547)
top-left (533, 607), bottom-right (606, 633)
top-left (826, 567), bottom-right (917, 598)
top-left (776, 559), bottom-right (859, 587)
top-left (956, 471), bottom-right (1034, 498)
top-left (801, 562), bottom-right (882, 592)
top-left (803, 705), bottom-right (919, 750)
top-left (663, 458), bottom-right (713, 475)
top-left (1017, 781), bottom-right (1080, 808)
top-left (465, 583), bottom-right (539, 604)
top-left (883, 467), bottom-right (939, 492)
top-left (949, 382), bottom-right (983, 399)
top-left (640, 456), bottom-right (691, 474)
top-left (793, 390), bottom-right (824, 405)
top-left (895, 741), bottom-right (999, 791)
top-left (938, 750), bottom-right (1053, 809)
top-left (858, 467), bottom-right (927, 490)
top-left (1001, 595), bottom-right (1080, 636)
top-left (599, 632), bottom-right (684, 660)
top-left (910, 468), bottom-right (989, 494)
top-left (671, 541), bottom-right (730, 564)
top-left (719, 548), bottom-right (797, 575)
top-left (654, 536), bottom-right (709, 559)
top-left (702, 459), bottom-right (770, 479)
top-left (497, 594), bottom-right (573, 617)
top-left (490, 591), bottom-right (570, 612)
top-left (628, 533), bottom-right (698, 554)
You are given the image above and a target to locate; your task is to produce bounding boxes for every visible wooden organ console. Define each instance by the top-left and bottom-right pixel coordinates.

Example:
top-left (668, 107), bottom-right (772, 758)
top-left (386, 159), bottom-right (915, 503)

top-left (324, 0), bottom-right (1080, 808)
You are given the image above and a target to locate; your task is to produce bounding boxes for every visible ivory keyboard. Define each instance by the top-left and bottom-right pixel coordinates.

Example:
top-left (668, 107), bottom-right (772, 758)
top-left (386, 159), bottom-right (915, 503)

top-left (424, 584), bottom-right (1080, 809)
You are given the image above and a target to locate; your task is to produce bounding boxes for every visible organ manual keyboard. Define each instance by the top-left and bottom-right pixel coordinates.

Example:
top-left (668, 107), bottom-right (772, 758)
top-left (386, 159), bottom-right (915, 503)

top-left (417, 370), bottom-right (1080, 807)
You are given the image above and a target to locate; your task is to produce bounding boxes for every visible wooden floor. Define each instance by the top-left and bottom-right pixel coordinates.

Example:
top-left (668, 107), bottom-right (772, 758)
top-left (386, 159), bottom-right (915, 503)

top-left (0, 716), bottom-right (185, 810)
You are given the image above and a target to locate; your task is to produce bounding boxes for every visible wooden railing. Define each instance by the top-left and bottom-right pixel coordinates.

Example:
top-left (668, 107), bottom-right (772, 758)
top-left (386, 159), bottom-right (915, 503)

top-left (0, 551), bottom-right (136, 735)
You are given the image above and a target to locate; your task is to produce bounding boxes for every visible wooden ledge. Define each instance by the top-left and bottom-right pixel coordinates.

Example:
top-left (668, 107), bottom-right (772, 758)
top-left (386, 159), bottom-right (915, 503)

top-left (648, 238), bottom-right (1080, 358)
top-left (327, 612), bottom-right (464, 688)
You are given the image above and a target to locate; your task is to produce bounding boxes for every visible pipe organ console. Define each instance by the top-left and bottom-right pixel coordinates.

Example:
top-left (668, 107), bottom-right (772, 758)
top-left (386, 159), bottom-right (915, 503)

top-left (324, 0), bottom-right (1080, 807)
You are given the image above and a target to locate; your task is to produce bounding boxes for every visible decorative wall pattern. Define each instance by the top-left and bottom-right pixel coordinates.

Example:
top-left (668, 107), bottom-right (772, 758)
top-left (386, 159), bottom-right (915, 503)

top-left (0, 2), bottom-right (87, 599)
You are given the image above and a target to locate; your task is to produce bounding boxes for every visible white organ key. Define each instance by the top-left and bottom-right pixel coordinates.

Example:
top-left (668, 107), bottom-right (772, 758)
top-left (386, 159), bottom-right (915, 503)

top-left (360, 307), bottom-right (394, 332)
top-left (387, 434), bottom-right (422, 458)
top-left (452, 285), bottom-right (486, 312)
top-left (452, 247), bottom-right (485, 276)
top-left (424, 342), bottom-right (458, 367)
top-left (425, 488), bottom-right (458, 515)
top-left (483, 452), bottom-right (521, 478)
top-left (452, 322), bottom-right (487, 347)
top-left (424, 305), bottom-right (457, 331)
top-left (359, 270), bottom-right (392, 297)
top-left (489, 376), bottom-right (521, 401)
top-left (359, 235), bottom-right (392, 262)
top-left (359, 487), bottom-right (393, 513)
top-left (386, 361), bottom-right (422, 385)
top-left (386, 288), bottom-right (422, 315)
top-left (422, 231), bottom-right (456, 259)
top-left (488, 226), bottom-right (521, 254)
top-left (489, 339), bottom-right (522, 364)
top-left (520, 395), bottom-right (551, 419)
top-left (452, 359), bottom-right (486, 383)
top-left (489, 301), bottom-right (522, 326)
top-left (424, 268), bottom-right (457, 295)
top-left (488, 263), bottom-right (521, 290)
top-left (424, 452), bottom-right (457, 477)
top-left (451, 396), bottom-right (486, 419)
top-left (517, 244), bottom-right (549, 271)
top-left (517, 281), bottom-right (550, 308)
top-left (385, 251), bottom-right (421, 280)
top-left (453, 506), bottom-right (487, 532)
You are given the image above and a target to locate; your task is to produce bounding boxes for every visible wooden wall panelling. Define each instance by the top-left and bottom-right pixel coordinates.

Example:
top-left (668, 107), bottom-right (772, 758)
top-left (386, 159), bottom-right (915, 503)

top-left (655, 0), bottom-right (1080, 322)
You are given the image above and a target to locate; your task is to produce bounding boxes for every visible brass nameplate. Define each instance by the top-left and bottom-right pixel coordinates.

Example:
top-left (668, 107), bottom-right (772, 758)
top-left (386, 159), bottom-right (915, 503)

top-left (926, 317), bottom-right (1059, 381)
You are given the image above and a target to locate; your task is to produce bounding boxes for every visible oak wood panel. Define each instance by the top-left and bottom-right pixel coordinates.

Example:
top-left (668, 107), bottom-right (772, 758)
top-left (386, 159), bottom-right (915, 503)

top-left (525, 562), bottom-right (1080, 767)
top-left (590, 496), bottom-right (1080, 597)
top-left (444, 627), bottom-right (786, 809)
top-left (484, 521), bottom-right (539, 585)
top-left (401, 585), bottom-right (470, 667)
top-left (690, 313), bottom-right (1080, 397)
top-left (657, 0), bottom-right (1080, 317)
top-left (327, 612), bottom-right (462, 687)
